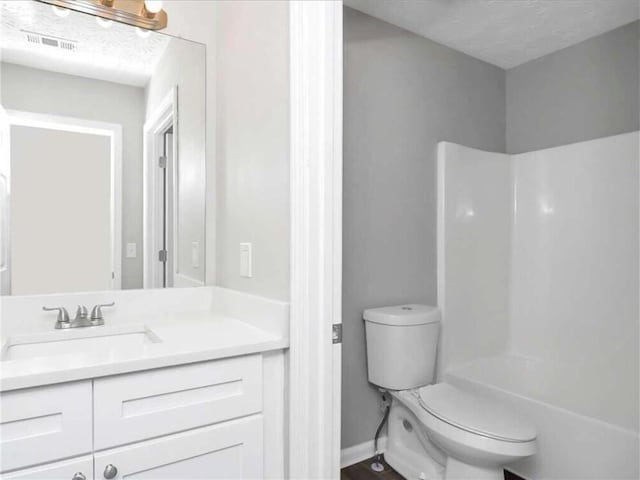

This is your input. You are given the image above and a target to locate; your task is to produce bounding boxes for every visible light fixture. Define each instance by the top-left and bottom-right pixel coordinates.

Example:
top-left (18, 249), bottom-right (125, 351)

top-left (35, 0), bottom-right (168, 31)
top-left (141, 1), bottom-right (163, 19)
top-left (136, 27), bottom-right (151, 39)
top-left (96, 16), bottom-right (113, 28)
top-left (51, 5), bottom-right (70, 17)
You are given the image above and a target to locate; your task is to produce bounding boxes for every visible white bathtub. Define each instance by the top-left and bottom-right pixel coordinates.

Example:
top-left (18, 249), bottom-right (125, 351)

top-left (445, 355), bottom-right (639, 480)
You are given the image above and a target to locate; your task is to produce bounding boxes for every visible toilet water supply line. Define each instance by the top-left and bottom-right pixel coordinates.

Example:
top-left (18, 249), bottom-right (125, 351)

top-left (371, 390), bottom-right (391, 473)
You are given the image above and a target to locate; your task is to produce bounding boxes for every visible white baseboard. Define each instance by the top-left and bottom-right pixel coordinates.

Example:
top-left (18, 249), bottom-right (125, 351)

top-left (174, 273), bottom-right (205, 288)
top-left (340, 437), bottom-right (387, 469)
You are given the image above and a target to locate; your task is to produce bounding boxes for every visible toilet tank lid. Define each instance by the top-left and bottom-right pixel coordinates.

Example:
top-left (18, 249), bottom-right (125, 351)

top-left (363, 304), bottom-right (441, 326)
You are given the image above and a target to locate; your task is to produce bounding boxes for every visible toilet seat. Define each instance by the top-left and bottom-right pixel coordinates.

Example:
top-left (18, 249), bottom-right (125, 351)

top-left (417, 384), bottom-right (536, 443)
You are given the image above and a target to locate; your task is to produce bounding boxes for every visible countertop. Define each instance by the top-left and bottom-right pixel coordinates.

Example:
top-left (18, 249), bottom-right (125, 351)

top-left (0, 312), bottom-right (288, 392)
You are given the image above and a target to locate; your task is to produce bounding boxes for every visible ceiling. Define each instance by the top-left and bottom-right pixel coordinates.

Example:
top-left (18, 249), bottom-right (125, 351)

top-left (344, 0), bottom-right (640, 69)
top-left (0, 1), bottom-right (170, 87)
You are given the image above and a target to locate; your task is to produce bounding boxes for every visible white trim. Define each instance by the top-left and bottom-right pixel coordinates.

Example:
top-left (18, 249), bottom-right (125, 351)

top-left (289, 2), bottom-right (343, 479)
top-left (0, 106), bottom-right (11, 295)
top-left (6, 109), bottom-right (123, 290)
top-left (340, 437), bottom-right (388, 469)
top-left (173, 272), bottom-right (204, 288)
top-left (436, 142), bottom-right (447, 381)
top-left (143, 87), bottom-right (178, 289)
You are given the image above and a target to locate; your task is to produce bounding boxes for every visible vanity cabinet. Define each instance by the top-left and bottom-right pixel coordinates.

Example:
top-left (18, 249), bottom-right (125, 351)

top-left (0, 354), bottom-right (267, 479)
top-left (0, 381), bottom-right (92, 472)
top-left (93, 354), bottom-right (262, 449)
top-left (94, 416), bottom-right (262, 479)
top-left (3, 456), bottom-right (93, 480)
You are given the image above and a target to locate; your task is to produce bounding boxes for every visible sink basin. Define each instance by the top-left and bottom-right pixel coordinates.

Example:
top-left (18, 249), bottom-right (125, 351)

top-left (1, 325), bottom-right (162, 361)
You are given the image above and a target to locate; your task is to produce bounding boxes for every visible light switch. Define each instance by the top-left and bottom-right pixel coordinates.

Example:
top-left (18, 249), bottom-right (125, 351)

top-left (240, 242), bottom-right (252, 278)
top-left (126, 243), bottom-right (137, 258)
top-left (192, 242), bottom-right (200, 268)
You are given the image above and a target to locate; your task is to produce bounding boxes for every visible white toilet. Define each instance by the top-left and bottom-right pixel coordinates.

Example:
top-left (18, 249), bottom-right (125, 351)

top-left (364, 305), bottom-right (536, 480)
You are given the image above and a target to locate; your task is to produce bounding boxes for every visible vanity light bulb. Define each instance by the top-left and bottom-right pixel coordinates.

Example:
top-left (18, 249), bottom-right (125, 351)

top-left (52, 5), bottom-right (70, 17)
top-left (144, 1), bottom-right (163, 14)
top-left (96, 16), bottom-right (113, 28)
top-left (136, 27), bottom-right (151, 39)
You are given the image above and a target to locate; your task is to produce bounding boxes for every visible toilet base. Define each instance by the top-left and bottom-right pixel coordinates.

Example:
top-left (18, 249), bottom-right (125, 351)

top-left (386, 390), bottom-right (532, 480)
top-left (445, 457), bottom-right (504, 480)
top-left (385, 397), bottom-right (445, 480)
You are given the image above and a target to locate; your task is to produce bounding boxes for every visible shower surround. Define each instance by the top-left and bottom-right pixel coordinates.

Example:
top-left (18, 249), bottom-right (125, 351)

top-left (437, 132), bottom-right (639, 479)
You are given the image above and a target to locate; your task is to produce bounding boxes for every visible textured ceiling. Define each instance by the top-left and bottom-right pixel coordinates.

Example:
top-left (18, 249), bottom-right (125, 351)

top-left (0, 0), bottom-right (170, 86)
top-left (344, 0), bottom-right (640, 69)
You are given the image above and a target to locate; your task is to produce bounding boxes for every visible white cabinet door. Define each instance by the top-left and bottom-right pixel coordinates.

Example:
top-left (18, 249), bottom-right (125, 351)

top-left (93, 355), bottom-right (262, 449)
top-left (2, 455), bottom-right (93, 480)
top-left (94, 415), bottom-right (263, 480)
top-left (0, 381), bottom-right (93, 472)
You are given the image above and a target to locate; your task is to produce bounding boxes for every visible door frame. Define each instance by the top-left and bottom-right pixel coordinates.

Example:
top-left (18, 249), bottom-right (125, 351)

top-left (288, 2), bottom-right (343, 478)
top-left (142, 87), bottom-right (179, 289)
top-left (5, 109), bottom-right (123, 290)
top-left (0, 106), bottom-right (11, 295)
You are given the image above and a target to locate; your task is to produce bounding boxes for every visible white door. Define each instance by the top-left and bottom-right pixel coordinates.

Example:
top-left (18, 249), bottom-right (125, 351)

top-left (9, 124), bottom-right (113, 295)
top-left (143, 89), bottom-right (178, 289)
top-left (94, 416), bottom-right (263, 480)
top-left (0, 106), bottom-right (10, 295)
top-left (3, 456), bottom-right (93, 480)
top-left (160, 127), bottom-right (175, 288)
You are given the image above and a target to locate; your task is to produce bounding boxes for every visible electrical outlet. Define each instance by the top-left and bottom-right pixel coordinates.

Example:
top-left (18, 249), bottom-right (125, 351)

top-left (240, 243), bottom-right (252, 278)
top-left (192, 242), bottom-right (200, 268)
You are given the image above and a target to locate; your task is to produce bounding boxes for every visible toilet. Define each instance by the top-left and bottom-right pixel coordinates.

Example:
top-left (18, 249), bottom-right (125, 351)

top-left (364, 305), bottom-right (536, 480)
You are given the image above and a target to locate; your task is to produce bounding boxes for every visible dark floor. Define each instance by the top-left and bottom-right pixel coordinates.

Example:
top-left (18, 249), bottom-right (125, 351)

top-left (504, 471), bottom-right (525, 480)
top-left (340, 457), bottom-right (403, 480)
top-left (340, 457), bottom-right (525, 480)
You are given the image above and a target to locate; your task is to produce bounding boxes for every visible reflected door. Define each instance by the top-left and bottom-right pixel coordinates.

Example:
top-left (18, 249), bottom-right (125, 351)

top-left (0, 106), bottom-right (9, 295)
top-left (10, 125), bottom-right (113, 295)
top-left (160, 126), bottom-right (175, 288)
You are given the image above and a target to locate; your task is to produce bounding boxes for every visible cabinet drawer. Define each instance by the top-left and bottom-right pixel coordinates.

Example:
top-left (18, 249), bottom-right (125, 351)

top-left (94, 415), bottom-right (263, 479)
top-left (94, 354), bottom-right (263, 449)
top-left (0, 381), bottom-right (92, 473)
top-left (2, 455), bottom-right (93, 480)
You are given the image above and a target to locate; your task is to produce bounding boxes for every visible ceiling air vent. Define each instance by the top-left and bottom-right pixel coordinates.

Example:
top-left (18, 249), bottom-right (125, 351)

top-left (23, 30), bottom-right (77, 52)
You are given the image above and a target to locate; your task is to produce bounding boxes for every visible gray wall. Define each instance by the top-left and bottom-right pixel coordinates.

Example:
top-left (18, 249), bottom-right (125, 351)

top-left (506, 21), bottom-right (639, 154)
top-left (1, 63), bottom-right (146, 289)
top-left (145, 38), bottom-right (206, 286)
top-left (215, 1), bottom-right (290, 301)
top-left (161, 1), bottom-right (217, 286)
top-left (342, 7), bottom-right (505, 449)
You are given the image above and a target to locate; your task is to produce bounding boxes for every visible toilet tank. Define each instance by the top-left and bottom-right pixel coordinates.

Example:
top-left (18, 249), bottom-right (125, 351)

top-left (364, 304), bottom-right (441, 390)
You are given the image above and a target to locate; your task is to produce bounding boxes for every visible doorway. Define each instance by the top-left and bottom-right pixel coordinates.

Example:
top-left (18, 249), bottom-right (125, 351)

top-left (1, 110), bottom-right (122, 295)
top-left (143, 87), bottom-right (178, 289)
top-left (159, 125), bottom-right (175, 288)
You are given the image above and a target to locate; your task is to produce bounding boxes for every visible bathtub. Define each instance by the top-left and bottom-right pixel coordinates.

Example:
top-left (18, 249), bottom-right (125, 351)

top-left (444, 355), bottom-right (639, 480)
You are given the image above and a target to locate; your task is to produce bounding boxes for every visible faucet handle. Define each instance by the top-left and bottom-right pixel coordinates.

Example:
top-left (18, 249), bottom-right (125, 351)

top-left (75, 305), bottom-right (89, 320)
top-left (43, 306), bottom-right (70, 329)
top-left (90, 302), bottom-right (115, 322)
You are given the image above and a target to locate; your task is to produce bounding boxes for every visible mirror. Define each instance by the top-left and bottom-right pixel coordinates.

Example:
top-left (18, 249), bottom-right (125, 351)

top-left (0, 0), bottom-right (206, 295)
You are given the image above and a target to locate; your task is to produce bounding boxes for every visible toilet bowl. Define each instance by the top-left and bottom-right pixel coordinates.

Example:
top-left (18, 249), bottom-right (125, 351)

top-left (364, 305), bottom-right (536, 480)
top-left (390, 386), bottom-right (536, 480)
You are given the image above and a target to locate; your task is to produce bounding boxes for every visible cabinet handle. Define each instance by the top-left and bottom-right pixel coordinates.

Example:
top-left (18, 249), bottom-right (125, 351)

top-left (72, 473), bottom-right (86, 480)
top-left (103, 464), bottom-right (118, 479)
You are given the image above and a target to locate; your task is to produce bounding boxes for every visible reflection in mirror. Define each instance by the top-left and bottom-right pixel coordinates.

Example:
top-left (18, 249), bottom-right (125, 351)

top-left (0, 0), bottom-right (206, 295)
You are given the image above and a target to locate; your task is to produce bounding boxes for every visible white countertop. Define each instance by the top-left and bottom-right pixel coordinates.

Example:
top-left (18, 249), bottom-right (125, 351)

top-left (0, 312), bottom-right (288, 392)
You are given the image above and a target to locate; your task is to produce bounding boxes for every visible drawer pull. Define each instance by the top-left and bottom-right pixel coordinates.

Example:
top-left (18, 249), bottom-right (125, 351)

top-left (72, 473), bottom-right (86, 480)
top-left (103, 464), bottom-right (118, 479)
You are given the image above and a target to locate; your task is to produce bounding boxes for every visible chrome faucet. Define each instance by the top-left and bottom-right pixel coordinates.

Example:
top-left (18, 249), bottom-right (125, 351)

top-left (90, 302), bottom-right (115, 326)
top-left (43, 302), bottom-right (115, 329)
top-left (43, 306), bottom-right (71, 329)
top-left (71, 305), bottom-right (92, 328)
